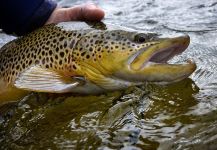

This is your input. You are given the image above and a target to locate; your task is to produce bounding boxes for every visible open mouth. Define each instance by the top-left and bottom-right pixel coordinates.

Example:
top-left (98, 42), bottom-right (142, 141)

top-left (129, 35), bottom-right (196, 72)
top-left (116, 35), bottom-right (196, 83)
top-left (149, 43), bottom-right (188, 64)
top-left (141, 35), bottom-right (191, 67)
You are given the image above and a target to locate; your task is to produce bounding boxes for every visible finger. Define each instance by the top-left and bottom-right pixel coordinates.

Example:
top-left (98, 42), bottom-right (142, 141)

top-left (68, 4), bottom-right (105, 21)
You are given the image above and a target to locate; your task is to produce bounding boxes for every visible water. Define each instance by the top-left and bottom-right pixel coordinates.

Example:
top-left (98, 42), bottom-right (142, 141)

top-left (1, 0), bottom-right (217, 149)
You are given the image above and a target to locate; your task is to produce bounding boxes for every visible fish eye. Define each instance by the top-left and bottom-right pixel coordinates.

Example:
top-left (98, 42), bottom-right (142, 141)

top-left (134, 33), bottom-right (147, 43)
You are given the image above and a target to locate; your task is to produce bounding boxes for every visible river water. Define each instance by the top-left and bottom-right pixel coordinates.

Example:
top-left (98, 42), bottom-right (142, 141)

top-left (1, 0), bottom-right (217, 149)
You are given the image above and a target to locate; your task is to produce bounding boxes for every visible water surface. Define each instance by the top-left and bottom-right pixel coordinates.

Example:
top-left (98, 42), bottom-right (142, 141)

top-left (1, 0), bottom-right (217, 149)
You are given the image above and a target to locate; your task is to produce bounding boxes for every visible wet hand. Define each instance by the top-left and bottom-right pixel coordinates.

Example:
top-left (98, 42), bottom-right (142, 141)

top-left (45, 4), bottom-right (105, 24)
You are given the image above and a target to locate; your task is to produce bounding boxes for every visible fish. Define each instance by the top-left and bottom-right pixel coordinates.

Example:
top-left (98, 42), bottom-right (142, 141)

top-left (0, 22), bottom-right (196, 103)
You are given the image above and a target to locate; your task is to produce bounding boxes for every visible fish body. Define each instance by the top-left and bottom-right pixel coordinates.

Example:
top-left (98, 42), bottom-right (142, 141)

top-left (0, 22), bottom-right (196, 103)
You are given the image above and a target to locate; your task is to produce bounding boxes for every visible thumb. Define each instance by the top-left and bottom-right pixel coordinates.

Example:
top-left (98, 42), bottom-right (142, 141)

top-left (68, 4), bottom-right (105, 21)
top-left (46, 4), bottom-right (105, 25)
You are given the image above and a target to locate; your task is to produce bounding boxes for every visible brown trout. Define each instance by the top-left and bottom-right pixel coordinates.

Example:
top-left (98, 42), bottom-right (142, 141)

top-left (0, 22), bottom-right (196, 103)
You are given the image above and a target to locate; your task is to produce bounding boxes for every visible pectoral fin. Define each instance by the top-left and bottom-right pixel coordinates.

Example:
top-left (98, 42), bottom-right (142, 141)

top-left (14, 66), bottom-right (85, 93)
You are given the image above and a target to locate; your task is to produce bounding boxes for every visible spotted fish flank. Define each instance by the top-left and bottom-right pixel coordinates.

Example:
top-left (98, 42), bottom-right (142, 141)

top-left (0, 22), bottom-right (196, 103)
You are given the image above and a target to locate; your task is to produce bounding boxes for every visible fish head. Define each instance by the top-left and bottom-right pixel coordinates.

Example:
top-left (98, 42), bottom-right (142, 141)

top-left (73, 29), bottom-right (196, 89)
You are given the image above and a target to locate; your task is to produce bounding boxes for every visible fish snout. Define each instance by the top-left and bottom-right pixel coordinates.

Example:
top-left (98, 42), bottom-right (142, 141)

top-left (129, 35), bottom-right (190, 71)
top-left (114, 35), bottom-right (196, 83)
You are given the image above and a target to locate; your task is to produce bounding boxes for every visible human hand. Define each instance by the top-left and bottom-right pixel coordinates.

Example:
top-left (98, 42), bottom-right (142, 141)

top-left (45, 4), bottom-right (105, 24)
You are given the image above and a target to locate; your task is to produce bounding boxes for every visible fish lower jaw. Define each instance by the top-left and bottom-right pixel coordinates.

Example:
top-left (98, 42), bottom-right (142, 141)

top-left (145, 59), bottom-right (195, 67)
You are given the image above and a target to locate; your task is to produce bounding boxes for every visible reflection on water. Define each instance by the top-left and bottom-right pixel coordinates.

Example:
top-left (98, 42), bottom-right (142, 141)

top-left (1, 0), bottom-right (217, 149)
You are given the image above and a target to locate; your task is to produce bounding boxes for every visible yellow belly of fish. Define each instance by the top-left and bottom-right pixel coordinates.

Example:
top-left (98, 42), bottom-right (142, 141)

top-left (0, 79), bottom-right (29, 105)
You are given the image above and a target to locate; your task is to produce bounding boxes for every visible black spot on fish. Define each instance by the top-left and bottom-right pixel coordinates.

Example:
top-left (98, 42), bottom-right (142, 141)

top-left (86, 55), bottom-right (90, 59)
top-left (97, 47), bottom-right (101, 51)
top-left (64, 41), bottom-right (67, 48)
top-left (67, 33), bottom-right (72, 37)
top-left (50, 57), bottom-right (54, 62)
top-left (55, 55), bottom-right (58, 60)
top-left (89, 47), bottom-right (93, 52)
top-left (59, 60), bottom-right (62, 65)
top-left (42, 58), bottom-right (45, 64)
top-left (18, 56), bottom-right (21, 61)
top-left (12, 64), bottom-right (15, 69)
top-left (22, 63), bottom-right (25, 69)
top-left (16, 65), bottom-right (20, 70)
top-left (38, 48), bottom-right (41, 55)
top-left (56, 47), bottom-right (59, 52)
top-left (42, 51), bottom-right (45, 56)
top-left (72, 65), bottom-right (77, 69)
top-left (81, 52), bottom-right (86, 56)
top-left (59, 37), bottom-right (64, 41)
top-left (77, 33), bottom-right (81, 37)
top-left (35, 60), bottom-right (39, 64)
top-left (49, 50), bottom-right (53, 55)
top-left (60, 52), bottom-right (65, 58)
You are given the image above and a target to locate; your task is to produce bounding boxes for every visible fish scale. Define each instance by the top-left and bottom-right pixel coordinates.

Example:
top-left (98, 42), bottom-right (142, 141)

top-left (0, 21), bottom-right (196, 103)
